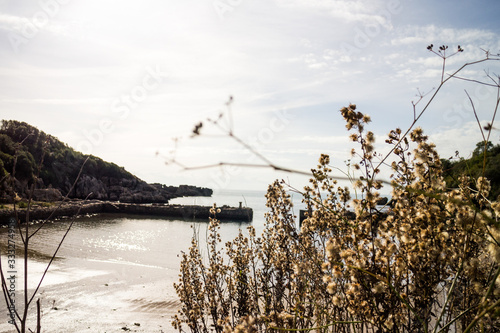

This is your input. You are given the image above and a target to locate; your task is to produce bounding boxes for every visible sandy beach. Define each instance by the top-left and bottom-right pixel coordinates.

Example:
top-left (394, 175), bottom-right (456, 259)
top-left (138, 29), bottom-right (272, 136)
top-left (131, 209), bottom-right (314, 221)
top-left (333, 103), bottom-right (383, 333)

top-left (0, 255), bottom-right (181, 333)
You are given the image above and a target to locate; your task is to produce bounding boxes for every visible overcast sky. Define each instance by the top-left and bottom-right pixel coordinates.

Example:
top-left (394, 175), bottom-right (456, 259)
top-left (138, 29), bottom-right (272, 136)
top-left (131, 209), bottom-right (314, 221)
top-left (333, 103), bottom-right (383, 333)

top-left (1, 0), bottom-right (500, 193)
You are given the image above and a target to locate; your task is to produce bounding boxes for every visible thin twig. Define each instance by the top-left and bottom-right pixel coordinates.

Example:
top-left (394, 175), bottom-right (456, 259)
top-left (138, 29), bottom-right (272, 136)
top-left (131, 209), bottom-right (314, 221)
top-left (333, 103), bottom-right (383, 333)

top-left (466, 90), bottom-right (486, 142)
top-left (432, 261), bottom-right (464, 333)
top-left (29, 156), bottom-right (89, 239)
top-left (450, 75), bottom-right (500, 88)
top-left (28, 193), bottom-right (92, 306)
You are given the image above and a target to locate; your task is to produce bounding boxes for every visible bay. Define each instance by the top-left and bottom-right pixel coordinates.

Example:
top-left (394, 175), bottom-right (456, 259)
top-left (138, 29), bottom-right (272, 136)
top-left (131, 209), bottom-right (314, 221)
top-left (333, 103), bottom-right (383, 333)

top-left (0, 189), bottom-right (305, 332)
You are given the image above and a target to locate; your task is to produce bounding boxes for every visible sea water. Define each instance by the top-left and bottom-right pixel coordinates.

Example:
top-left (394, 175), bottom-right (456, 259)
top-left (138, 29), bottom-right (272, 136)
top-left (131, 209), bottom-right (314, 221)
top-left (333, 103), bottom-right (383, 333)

top-left (0, 189), bottom-right (306, 332)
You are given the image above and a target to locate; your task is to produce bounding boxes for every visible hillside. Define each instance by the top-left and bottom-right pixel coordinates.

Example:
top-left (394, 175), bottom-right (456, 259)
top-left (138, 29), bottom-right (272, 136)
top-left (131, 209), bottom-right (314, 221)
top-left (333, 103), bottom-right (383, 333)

top-left (441, 141), bottom-right (500, 200)
top-left (0, 120), bottom-right (212, 203)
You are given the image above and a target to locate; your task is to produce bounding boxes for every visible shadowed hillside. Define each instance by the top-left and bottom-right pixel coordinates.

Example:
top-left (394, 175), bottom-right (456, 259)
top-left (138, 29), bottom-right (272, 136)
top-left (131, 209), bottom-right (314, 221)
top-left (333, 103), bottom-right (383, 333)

top-left (442, 141), bottom-right (500, 200)
top-left (0, 120), bottom-right (212, 203)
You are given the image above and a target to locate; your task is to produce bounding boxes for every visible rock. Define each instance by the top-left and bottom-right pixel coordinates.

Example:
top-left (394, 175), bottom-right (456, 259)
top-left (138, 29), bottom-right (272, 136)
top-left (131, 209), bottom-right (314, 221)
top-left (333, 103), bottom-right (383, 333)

top-left (32, 188), bottom-right (62, 202)
top-left (376, 197), bottom-right (389, 205)
top-left (4, 164), bottom-right (211, 204)
top-left (175, 184), bottom-right (213, 197)
top-left (75, 175), bottom-right (108, 200)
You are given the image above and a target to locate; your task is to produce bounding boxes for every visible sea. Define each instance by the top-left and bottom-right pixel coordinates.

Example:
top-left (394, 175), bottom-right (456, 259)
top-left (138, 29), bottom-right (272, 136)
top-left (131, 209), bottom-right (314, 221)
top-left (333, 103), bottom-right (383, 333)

top-left (0, 189), bottom-right (307, 333)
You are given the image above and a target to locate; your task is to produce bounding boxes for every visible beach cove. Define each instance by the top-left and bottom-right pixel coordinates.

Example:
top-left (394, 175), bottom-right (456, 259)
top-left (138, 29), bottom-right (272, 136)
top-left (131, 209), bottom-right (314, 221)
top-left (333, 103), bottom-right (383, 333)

top-left (0, 190), bottom-right (298, 332)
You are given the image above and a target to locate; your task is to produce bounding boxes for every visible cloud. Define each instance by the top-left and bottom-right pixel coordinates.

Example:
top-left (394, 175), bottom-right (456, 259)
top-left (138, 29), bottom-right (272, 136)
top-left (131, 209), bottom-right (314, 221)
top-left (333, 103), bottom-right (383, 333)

top-left (390, 25), bottom-right (499, 54)
top-left (430, 121), bottom-right (493, 159)
top-left (0, 13), bottom-right (22, 33)
top-left (0, 12), bottom-right (76, 40)
top-left (274, 0), bottom-right (394, 28)
top-left (0, 97), bottom-right (104, 105)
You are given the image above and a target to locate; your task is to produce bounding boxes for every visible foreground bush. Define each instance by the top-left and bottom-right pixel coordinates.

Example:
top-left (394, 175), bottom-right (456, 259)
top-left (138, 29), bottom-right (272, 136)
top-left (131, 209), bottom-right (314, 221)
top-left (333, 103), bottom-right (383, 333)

top-left (173, 104), bottom-right (499, 333)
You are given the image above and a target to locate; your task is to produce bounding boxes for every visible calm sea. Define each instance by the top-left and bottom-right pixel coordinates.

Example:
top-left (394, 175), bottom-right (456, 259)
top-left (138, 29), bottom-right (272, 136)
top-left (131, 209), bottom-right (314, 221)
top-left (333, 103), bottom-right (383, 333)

top-left (0, 189), bottom-right (306, 332)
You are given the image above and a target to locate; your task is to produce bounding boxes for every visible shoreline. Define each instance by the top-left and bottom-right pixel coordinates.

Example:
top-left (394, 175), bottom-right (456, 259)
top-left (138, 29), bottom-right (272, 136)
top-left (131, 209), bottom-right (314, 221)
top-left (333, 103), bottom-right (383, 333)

top-left (0, 200), bottom-right (253, 225)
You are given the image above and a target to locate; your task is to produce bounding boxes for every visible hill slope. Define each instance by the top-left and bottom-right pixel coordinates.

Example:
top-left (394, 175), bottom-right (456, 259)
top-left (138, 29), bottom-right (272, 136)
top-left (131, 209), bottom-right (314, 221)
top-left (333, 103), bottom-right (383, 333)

top-left (442, 141), bottom-right (500, 200)
top-left (0, 120), bottom-right (211, 203)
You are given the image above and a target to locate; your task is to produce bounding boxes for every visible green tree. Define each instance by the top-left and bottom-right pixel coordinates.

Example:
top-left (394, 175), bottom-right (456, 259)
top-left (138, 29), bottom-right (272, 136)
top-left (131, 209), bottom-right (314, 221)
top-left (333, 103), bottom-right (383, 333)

top-left (473, 141), bottom-right (494, 156)
top-left (442, 141), bottom-right (500, 199)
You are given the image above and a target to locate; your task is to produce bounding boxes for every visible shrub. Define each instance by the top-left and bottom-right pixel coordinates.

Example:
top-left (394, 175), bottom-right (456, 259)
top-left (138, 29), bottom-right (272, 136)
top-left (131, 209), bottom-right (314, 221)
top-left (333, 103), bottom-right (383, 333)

top-left (18, 201), bottom-right (28, 209)
top-left (173, 105), bottom-right (500, 333)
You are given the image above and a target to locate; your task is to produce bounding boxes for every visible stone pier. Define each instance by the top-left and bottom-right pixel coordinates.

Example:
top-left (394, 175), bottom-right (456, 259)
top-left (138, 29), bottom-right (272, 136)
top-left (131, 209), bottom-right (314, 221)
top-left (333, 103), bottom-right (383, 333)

top-left (0, 201), bottom-right (253, 225)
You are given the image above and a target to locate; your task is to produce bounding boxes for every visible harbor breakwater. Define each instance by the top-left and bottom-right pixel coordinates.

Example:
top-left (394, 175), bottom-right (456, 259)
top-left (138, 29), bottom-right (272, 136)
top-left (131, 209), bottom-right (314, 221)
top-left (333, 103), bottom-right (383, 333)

top-left (0, 201), bottom-right (253, 225)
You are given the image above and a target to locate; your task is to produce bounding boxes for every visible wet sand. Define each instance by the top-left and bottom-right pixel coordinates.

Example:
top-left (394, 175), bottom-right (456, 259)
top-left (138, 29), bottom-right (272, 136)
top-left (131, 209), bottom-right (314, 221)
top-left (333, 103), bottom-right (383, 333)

top-left (1, 257), bottom-right (180, 332)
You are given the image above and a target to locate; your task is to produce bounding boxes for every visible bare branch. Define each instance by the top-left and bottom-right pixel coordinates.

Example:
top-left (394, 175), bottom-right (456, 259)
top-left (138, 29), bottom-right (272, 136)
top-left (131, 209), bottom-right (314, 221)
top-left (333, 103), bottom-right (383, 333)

top-left (450, 75), bottom-right (500, 88)
top-left (466, 90), bottom-right (486, 142)
top-left (29, 156), bottom-right (90, 239)
top-left (180, 161), bottom-right (313, 177)
top-left (28, 193), bottom-right (93, 307)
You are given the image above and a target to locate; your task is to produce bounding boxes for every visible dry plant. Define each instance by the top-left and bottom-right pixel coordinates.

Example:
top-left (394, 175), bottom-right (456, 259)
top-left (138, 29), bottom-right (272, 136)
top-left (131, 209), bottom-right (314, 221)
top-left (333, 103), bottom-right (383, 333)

top-left (0, 134), bottom-right (88, 333)
top-left (172, 46), bottom-right (500, 333)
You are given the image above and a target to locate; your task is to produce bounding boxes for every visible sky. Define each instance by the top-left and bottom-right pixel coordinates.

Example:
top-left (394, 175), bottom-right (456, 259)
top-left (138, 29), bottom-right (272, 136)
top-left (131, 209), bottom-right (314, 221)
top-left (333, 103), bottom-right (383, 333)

top-left (1, 0), bottom-right (500, 194)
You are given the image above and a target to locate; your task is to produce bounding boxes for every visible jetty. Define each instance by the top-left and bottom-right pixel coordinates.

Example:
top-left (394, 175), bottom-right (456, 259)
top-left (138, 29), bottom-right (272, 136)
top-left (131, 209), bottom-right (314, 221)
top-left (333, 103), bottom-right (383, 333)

top-left (0, 201), bottom-right (253, 225)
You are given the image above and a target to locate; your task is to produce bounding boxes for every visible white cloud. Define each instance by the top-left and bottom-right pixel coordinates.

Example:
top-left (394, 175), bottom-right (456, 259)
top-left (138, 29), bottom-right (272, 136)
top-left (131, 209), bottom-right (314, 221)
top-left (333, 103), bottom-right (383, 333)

top-left (296, 135), bottom-right (350, 144)
top-left (274, 0), bottom-right (394, 28)
top-left (0, 12), bottom-right (77, 39)
top-left (0, 13), bottom-right (22, 32)
top-left (430, 121), bottom-right (492, 159)
top-left (0, 97), bottom-right (103, 105)
top-left (390, 25), bottom-right (499, 55)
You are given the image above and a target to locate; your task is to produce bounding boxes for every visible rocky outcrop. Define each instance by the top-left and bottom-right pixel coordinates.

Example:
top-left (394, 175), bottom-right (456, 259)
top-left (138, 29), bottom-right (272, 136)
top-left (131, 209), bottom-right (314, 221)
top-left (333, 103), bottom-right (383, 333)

top-left (2, 174), bottom-right (212, 204)
top-left (74, 174), bottom-right (108, 199)
top-left (175, 184), bottom-right (213, 197)
top-left (1, 175), bottom-right (212, 204)
top-left (32, 188), bottom-right (63, 202)
top-left (69, 176), bottom-right (212, 203)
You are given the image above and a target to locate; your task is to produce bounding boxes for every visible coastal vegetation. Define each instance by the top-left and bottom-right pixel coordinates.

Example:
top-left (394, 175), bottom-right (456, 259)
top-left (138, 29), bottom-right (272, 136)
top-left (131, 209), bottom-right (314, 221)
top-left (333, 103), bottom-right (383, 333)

top-left (173, 47), bottom-right (500, 332)
top-left (174, 108), bottom-right (500, 333)
top-left (0, 120), bottom-right (133, 191)
top-left (0, 120), bottom-right (212, 204)
top-left (442, 141), bottom-right (500, 200)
